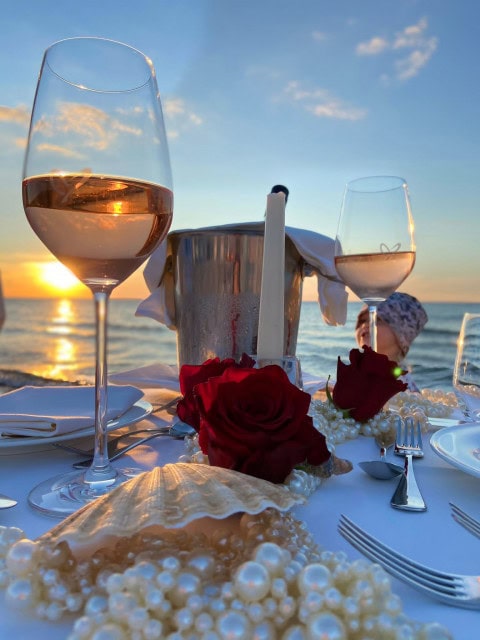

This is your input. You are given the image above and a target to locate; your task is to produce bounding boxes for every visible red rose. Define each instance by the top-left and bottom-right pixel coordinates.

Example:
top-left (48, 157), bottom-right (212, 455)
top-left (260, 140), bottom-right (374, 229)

top-left (194, 365), bottom-right (331, 484)
top-left (332, 346), bottom-right (407, 422)
top-left (177, 354), bottom-right (255, 430)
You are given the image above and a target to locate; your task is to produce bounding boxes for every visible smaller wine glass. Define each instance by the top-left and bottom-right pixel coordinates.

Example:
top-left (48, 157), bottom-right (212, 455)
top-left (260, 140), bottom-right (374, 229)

top-left (453, 313), bottom-right (480, 420)
top-left (334, 176), bottom-right (416, 352)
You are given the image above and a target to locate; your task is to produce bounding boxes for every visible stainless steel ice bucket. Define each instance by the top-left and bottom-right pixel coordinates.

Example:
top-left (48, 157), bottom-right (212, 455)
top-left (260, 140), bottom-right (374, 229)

top-left (166, 223), bottom-right (304, 366)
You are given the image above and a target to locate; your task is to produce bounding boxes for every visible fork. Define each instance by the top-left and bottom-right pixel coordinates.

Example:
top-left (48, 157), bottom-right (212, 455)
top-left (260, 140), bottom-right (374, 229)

top-left (450, 502), bottom-right (480, 539)
top-left (338, 514), bottom-right (480, 608)
top-left (53, 426), bottom-right (172, 455)
top-left (391, 417), bottom-right (427, 512)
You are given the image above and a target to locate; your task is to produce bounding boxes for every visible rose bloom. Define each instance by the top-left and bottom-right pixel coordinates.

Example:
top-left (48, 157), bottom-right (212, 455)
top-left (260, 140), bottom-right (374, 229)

top-left (194, 365), bottom-right (331, 484)
top-left (177, 355), bottom-right (255, 430)
top-left (332, 346), bottom-right (407, 422)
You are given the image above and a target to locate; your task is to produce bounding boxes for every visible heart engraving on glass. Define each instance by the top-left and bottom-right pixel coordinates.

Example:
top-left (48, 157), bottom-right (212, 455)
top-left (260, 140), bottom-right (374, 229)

top-left (380, 242), bottom-right (401, 253)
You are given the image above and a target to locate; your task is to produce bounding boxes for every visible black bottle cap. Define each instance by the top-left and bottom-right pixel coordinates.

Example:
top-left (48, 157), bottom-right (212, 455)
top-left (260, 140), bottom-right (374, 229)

top-left (270, 184), bottom-right (289, 203)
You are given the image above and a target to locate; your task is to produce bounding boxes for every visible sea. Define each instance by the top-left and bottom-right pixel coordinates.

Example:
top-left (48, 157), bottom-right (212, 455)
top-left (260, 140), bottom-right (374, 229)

top-left (0, 298), bottom-right (479, 392)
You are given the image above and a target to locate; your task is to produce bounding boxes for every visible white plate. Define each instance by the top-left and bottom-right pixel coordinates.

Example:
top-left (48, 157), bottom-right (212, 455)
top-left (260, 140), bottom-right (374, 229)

top-left (0, 400), bottom-right (153, 453)
top-left (430, 423), bottom-right (480, 478)
top-left (427, 414), bottom-right (467, 428)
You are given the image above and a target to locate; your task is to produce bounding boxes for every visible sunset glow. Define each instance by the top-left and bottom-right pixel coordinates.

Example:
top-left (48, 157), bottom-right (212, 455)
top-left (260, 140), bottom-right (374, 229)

top-left (37, 261), bottom-right (83, 294)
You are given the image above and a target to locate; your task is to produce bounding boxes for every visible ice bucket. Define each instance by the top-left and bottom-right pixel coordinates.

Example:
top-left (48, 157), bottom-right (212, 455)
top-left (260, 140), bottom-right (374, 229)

top-left (166, 223), bottom-right (305, 366)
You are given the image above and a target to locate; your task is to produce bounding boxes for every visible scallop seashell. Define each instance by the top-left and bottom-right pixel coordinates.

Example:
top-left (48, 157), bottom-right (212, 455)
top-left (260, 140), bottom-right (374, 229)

top-left (38, 463), bottom-right (304, 556)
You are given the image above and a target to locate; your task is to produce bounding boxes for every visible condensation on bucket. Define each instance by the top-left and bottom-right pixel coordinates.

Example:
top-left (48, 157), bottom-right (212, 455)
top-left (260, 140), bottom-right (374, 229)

top-left (167, 224), bottom-right (305, 366)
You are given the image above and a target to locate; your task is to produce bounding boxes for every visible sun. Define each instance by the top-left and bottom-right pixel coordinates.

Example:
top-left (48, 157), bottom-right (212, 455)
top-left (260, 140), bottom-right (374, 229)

top-left (38, 261), bottom-right (83, 294)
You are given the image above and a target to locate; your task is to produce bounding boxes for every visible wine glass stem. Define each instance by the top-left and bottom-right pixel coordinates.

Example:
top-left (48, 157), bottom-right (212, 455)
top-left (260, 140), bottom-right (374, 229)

top-left (368, 304), bottom-right (378, 352)
top-left (84, 290), bottom-right (116, 485)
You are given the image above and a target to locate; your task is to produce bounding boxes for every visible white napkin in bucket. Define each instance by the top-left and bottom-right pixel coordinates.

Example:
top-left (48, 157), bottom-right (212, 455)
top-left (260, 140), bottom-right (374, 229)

top-left (136, 224), bottom-right (348, 328)
top-left (0, 385), bottom-right (143, 437)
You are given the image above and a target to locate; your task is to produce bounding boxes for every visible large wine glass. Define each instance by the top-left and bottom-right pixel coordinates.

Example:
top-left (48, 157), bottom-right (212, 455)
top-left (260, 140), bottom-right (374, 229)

top-left (22, 37), bottom-right (173, 515)
top-left (334, 176), bottom-right (415, 352)
top-left (453, 313), bottom-right (480, 420)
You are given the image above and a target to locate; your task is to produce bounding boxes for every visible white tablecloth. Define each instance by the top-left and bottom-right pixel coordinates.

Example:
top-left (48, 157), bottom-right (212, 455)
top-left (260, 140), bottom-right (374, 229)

top-left (0, 388), bottom-right (479, 639)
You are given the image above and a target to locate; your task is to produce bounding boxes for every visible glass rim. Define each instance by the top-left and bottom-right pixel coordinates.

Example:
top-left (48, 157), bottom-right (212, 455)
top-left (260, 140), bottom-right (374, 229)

top-left (43, 36), bottom-right (154, 93)
top-left (346, 175), bottom-right (407, 193)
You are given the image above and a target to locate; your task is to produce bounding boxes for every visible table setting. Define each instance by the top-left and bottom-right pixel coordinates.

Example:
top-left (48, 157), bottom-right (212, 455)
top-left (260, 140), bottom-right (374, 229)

top-left (1, 34), bottom-right (480, 640)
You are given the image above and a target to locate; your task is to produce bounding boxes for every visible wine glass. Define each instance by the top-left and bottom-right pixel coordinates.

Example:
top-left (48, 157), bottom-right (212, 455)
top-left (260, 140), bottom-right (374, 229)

top-left (334, 176), bottom-right (415, 352)
top-left (22, 37), bottom-right (173, 516)
top-left (453, 313), bottom-right (480, 420)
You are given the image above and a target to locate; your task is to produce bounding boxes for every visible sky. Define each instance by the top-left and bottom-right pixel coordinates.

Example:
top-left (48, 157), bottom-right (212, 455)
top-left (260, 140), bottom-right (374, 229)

top-left (1, 0), bottom-right (479, 303)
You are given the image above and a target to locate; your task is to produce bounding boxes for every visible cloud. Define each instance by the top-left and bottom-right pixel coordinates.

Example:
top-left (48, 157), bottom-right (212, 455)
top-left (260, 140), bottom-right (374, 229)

top-left (395, 38), bottom-right (438, 80)
top-left (393, 18), bottom-right (438, 79)
top-left (36, 143), bottom-right (84, 159)
top-left (356, 36), bottom-right (389, 56)
top-left (283, 81), bottom-right (367, 121)
top-left (55, 103), bottom-right (112, 151)
top-left (393, 16), bottom-right (429, 49)
top-left (312, 30), bottom-right (328, 42)
top-left (0, 105), bottom-right (30, 126)
top-left (163, 97), bottom-right (203, 138)
top-left (355, 16), bottom-right (438, 81)
top-left (28, 102), bottom-right (146, 154)
top-left (14, 137), bottom-right (27, 149)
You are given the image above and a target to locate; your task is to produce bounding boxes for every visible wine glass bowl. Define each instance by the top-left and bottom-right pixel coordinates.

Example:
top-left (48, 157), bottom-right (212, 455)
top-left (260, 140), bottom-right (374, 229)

top-left (453, 313), bottom-right (480, 420)
top-left (334, 176), bottom-right (415, 352)
top-left (22, 37), bottom-right (172, 515)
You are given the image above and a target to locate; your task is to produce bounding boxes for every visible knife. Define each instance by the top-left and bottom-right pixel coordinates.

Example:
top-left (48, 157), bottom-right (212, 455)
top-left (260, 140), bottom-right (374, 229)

top-left (0, 493), bottom-right (17, 509)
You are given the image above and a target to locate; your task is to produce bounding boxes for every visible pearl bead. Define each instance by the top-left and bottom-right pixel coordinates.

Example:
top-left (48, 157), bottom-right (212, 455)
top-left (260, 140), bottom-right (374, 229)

top-left (271, 577), bottom-right (287, 599)
top-left (66, 593), bottom-right (84, 612)
top-left (170, 572), bottom-right (200, 607)
top-left (281, 625), bottom-right (307, 640)
top-left (194, 611), bottom-right (214, 633)
top-left (90, 623), bottom-right (127, 640)
top-left (252, 620), bottom-right (276, 640)
top-left (278, 596), bottom-right (296, 618)
top-left (127, 606), bottom-right (149, 630)
top-left (0, 526), bottom-right (25, 555)
top-left (143, 618), bottom-right (163, 640)
top-left (247, 602), bottom-right (265, 624)
top-left (45, 601), bottom-right (64, 622)
top-left (186, 593), bottom-right (205, 613)
top-left (106, 573), bottom-right (126, 593)
top-left (234, 562), bottom-right (271, 602)
top-left (156, 570), bottom-right (175, 591)
top-left (186, 553), bottom-right (216, 578)
top-left (6, 539), bottom-right (38, 576)
top-left (162, 556), bottom-right (180, 573)
top-left (297, 564), bottom-right (331, 595)
top-left (254, 543), bottom-right (287, 576)
top-left (324, 587), bottom-right (343, 609)
top-left (108, 592), bottom-right (138, 621)
top-left (216, 611), bottom-right (251, 640)
top-left (302, 591), bottom-right (324, 613)
top-left (72, 615), bottom-right (95, 637)
top-left (5, 578), bottom-right (37, 610)
top-left (306, 612), bottom-right (346, 640)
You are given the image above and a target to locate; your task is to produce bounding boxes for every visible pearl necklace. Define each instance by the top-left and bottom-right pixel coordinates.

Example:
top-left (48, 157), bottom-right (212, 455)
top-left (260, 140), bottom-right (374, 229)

top-left (0, 511), bottom-right (451, 639)
top-left (310, 388), bottom-right (457, 450)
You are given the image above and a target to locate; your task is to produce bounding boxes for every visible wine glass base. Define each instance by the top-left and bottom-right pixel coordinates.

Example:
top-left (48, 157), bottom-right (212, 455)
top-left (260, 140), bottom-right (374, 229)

top-left (28, 467), bottom-right (143, 517)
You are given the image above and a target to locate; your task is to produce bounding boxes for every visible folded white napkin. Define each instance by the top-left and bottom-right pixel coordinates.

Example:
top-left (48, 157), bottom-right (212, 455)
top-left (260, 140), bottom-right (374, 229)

top-left (301, 373), bottom-right (328, 395)
top-left (110, 364), bottom-right (180, 391)
top-left (110, 362), bottom-right (326, 397)
top-left (0, 385), bottom-right (143, 437)
top-left (136, 223), bottom-right (348, 328)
